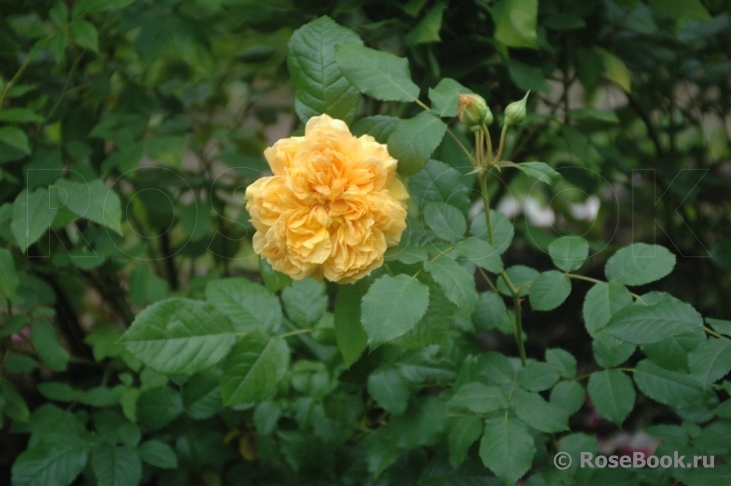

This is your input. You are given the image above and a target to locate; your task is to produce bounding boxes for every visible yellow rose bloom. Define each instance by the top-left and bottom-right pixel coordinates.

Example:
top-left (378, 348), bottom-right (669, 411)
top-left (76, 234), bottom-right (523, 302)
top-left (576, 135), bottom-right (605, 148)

top-left (245, 114), bottom-right (409, 283)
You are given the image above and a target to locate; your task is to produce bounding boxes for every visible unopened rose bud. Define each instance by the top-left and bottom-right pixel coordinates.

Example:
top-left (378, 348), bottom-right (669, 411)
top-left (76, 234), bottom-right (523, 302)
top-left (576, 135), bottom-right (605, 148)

top-left (504, 91), bottom-right (530, 126)
top-left (458, 94), bottom-right (492, 128)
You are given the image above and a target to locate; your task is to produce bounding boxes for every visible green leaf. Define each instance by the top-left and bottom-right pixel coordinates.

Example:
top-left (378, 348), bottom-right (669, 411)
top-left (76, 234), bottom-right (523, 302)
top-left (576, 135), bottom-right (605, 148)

top-left (52, 179), bottom-right (123, 235)
top-left (478, 351), bottom-right (516, 385)
top-left (549, 236), bottom-right (589, 272)
top-left (137, 440), bottom-right (177, 469)
top-left (4, 354), bottom-right (38, 373)
top-left (423, 202), bottom-right (466, 243)
top-left (510, 388), bottom-right (569, 433)
top-left (479, 416), bottom-right (536, 485)
top-left (334, 282), bottom-right (368, 366)
top-left (453, 238), bottom-right (504, 274)
top-left (633, 359), bottom-right (706, 408)
top-left (472, 291), bottom-right (509, 332)
top-left (599, 48), bottom-right (632, 93)
top-left (0, 108), bottom-right (43, 123)
top-left (281, 279), bottom-right (328, 327)
top-left (649, 0), bottom-right (711, 20)
top-left (449, 383), bottom-right (507, 413)
top-left (424, 257), bottom-right (478, 314)
top-left (0, 378), bottom-right (30, 422)
top-left (387, 112), bottom-right (448, 176)
top-left (335, 43), bottom-right (419, 102)
top-left (119, 298), bottom-right (237, 375)
top-left (409, 159), bottom-right (470, 213)
top-left (133, 13), bottom-right (174, 64)
top-left (182, 368), bottom-right (223, 420)
top-left (684, 465), bottom-right (731, 486)
top-left (0, 127), bottom-right (31, 154)
top-left (70, 19), bottom-right (99, 53)
top-left (72, 0), bottom-right (135, 17)
top-left (220, 330), bottom-right (289, 406)
top-left (0, 248), bottom-right (19, 301)
top-left (707, 318), bottom-right (731, 337)
top-left (360, 274), bottom-right (430, 346)
top-left (391, 279), bottom-right (452, 348)
top-left (497, 265), bottom-right (538, 297)
top-left (259, 258), bottom-right (292, 293)
top-left (406, 2), bottom-right (447, 44)
top-left (582, 282), bottom-right (633, 334)
top-left (587, 369), bottom-right (635, 426)
top-left (448, 416), bottom-right (483, 469)
top-left (11, 436), bottom-right (88, 486)
top-left (592, 339), bottom-right (636, 368)
top-left (367, 367), bottom-right (409, 415)
top-left (31, 321), bottom-right (70, 372)
top-left (517, 361), bottom-right (560, 391)
top-left (428, 78), bottom-right (472, 117)
top-left (205, 278), bottom-right (282, 332)
top-left (603, 293), bottom-right (703, 344)
top-left (502, 161), bottom-right (560, 186)
top-left (529, 271), bottom-right (571, 311)
top-left (490, 0), bottom-right (538, 49)
top-left (641, 329), bottom-right (704, 372)
top-left (11, 189), bottom-right (58, 252)
top-left (605, 243), bottom-right (676, 286)
top-left (38, 382), bottom-right (77, 402)
top-left (136, 387), bottom-right (183, 431)
top-left (550, 381), bottom-right (585, 415)
top-left (688, 339), bottom-right (731, 388)
top-left (287, 16), bottom-right (362, 124)
top-left (570, 107), bottom-right (619, 124)
top-left (470, 210), bottom-right (515, 254)
top-left (545, 348), bottom-right (577, 379)
top-left (350, 115), bottom-right (401, 143)
top-left (91, 445), bottom-right (142, 486)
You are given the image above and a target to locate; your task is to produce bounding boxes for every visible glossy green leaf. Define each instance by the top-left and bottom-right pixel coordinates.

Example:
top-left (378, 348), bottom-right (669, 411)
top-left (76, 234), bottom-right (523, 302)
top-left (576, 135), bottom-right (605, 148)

top-left (707, 318), bottom-right (731, 337)
top-left (517, 361), bottom-right (560, 391)
top-left (548, 236), bottom-right (589, 272)
top-left (387, 112), bottom-right (447, 176)
top-left (453, 238), bottom-right (504, 274)
top-left (287, 16), bottom-right (362, 124)
top-left (605, 243), bottom-right (675, 286)
top-left (0, 127), bottom-right (31, 154)
top-left (479, 352), bottom-right (516, 385)
top-left (350, 115), bottom-right (400, 143)
top-left (31, 321), bottom-right (69, 372)
top-left (70, 19), bottom-right (99, 53)
top-left (448, 415), bottom-right (483, 469)
top-left (545, 348), bottom-right (577, 379)
top-left (423, 202), bottom-right (466, 243)
top-left (119, 298), bottom-right (237, 375)
top-left (0, 248), bottom-right (19, 301)
top-left (91, 445), bottom-right (142, 486)
top-left (472, 291), bottom-right (509, 332)
top-left (479, 416), bottom-right (536, 485)
top-left (529, 270), bottom-right (571, 311)
top-left (182, 368), bottom-right (223, 420)
top-left (490, 0), bottom-right (538, 48)
top-left (281, 279), bottom-right (328, 327)
top-left (587, 369), bottom-right (635, 426)
top-left (221, 330), bottom-right (290, 406)
top-left (52, 179), bottom-right (123, 235)
top-left (391, 279), bottom-right (452, 348)
top-left (137, 440), bottom-right (177, 469)
top-left (360, 274), bottom-right (430, 346)
top-left (470, 210), bottom-right (515, 254)
top-left (424, 257), bottom-right (478, 314)
top-left (334, 282), bottom-right (368, 366)
top-left (335, 43), bottom-right (419, 102)
top-left (604, 293), bottom-right (703, 344)
top-left (688, 338), bottom-right (731, 388)
top-left (510, 388), bottom-right (569, 433)
top-left (428, 78), bottom-right (472, 117)
top-left (206, 278), bottom-right (282, 332)
top-left (497, 265), bottom-right (539, 297)
top-left (406, 2), bottom-right (447, 44)
top-left (0, 378), bottom-right (30, 422)
top-left (136, 387), bottom-right (183, 431)
top-left (367, 367), bottom-right (409, 415)
top-left (11, 189), bottom-right (58, 252)
top-left (583, 282), bottom-right (633, 334)
top-left (633, 359), bottom-right (706, 409)
top-left (259, 258), bottom-right (292, 293)
top-left (503, 161), bottom-right (560, 186)
top-left (550, 381), bottom-right (585, 415)
top-left (11, 436), bottom-right (88, 486)
top-left (409, 159), bottom-right (470, 213)
top-left (449, 383), bottom-right (507, 413)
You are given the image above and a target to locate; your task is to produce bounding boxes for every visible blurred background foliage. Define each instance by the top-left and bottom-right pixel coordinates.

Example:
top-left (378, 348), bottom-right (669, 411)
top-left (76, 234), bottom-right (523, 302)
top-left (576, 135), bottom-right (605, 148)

top-left (0, 0), bottom-right (730, 483)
